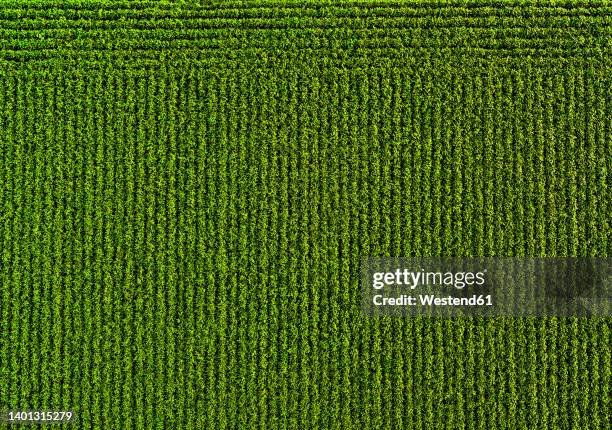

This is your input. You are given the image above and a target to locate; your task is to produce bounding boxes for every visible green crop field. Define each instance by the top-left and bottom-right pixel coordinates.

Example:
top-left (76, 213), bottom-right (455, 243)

top-left (0, 1), bottom-right (610, 428)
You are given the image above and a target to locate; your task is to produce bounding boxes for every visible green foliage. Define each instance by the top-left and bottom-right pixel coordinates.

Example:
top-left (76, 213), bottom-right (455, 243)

top-left (0, 1), bottom-right (610, 429)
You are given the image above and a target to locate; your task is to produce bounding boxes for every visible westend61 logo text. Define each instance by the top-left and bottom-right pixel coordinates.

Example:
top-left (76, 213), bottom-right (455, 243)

top-left (363, 257), bottom-right (610, 316)
top-left (372, 269), bottom-right (486, 290)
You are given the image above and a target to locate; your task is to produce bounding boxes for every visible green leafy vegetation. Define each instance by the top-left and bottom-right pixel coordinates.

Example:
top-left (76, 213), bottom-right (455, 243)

top-left (0, 1), bottom-right (610, 428)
